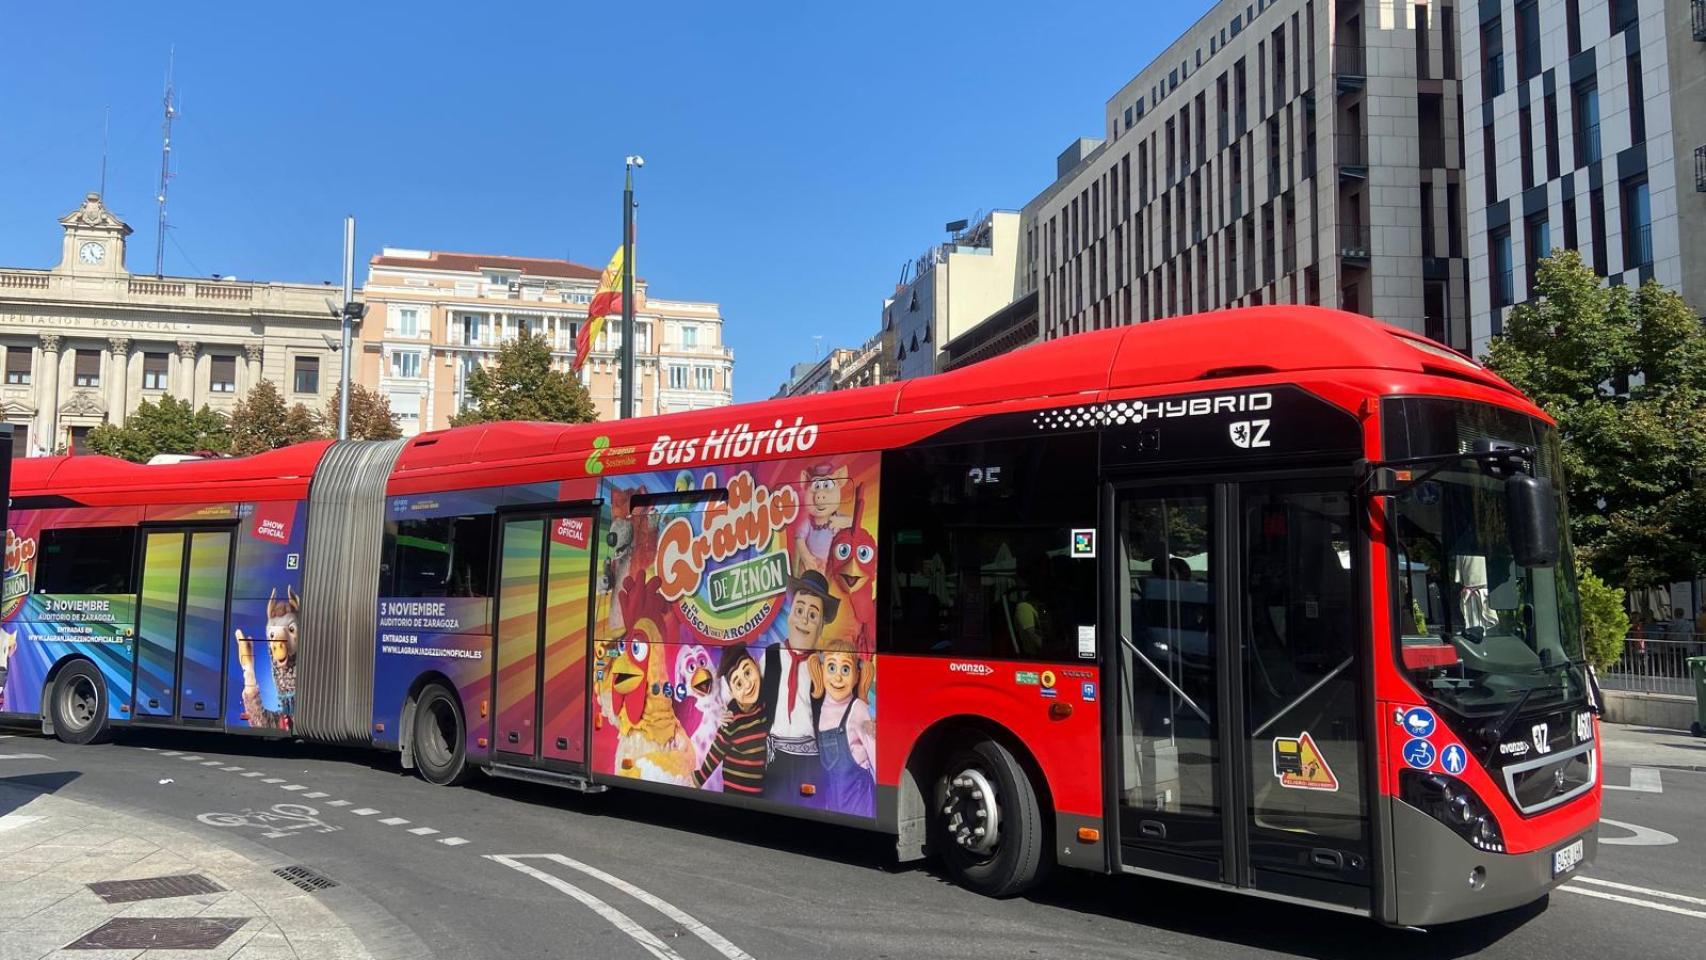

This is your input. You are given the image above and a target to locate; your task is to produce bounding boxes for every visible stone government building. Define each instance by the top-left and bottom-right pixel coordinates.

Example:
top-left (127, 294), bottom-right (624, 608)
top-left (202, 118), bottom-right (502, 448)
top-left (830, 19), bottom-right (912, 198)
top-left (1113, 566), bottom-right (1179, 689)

top-left (0, 194), bottom-right (344, 455)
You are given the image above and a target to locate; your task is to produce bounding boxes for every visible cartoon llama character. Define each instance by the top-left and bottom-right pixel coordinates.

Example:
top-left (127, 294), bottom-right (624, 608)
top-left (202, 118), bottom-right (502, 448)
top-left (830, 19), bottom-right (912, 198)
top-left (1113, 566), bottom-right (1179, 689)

top-left (826, 486), bottom-right (878, 658)
top-left (236, 587), bottom-right (299, 730)
top-left (593, 576), bottom-right (695, 784)
top-left (674, 643), bottom-right (725, 766)
top-left (794, 464), bottom-right (849, 576)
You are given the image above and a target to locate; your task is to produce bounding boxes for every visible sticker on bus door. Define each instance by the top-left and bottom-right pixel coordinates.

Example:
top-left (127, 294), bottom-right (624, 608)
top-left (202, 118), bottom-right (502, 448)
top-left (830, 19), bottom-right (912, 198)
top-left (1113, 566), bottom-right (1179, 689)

top-left (1271, 731), bottom-right (1339, 791)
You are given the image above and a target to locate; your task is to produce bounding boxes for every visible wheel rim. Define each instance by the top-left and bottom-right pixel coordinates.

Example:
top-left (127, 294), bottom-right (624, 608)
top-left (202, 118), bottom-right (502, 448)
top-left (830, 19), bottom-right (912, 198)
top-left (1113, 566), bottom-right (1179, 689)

top-left (939, 765), bottom-right (1002, 859)
top-left (63, 675), bottom-right (98, 731)
top-left (419, 697), bottom-right (456, 770)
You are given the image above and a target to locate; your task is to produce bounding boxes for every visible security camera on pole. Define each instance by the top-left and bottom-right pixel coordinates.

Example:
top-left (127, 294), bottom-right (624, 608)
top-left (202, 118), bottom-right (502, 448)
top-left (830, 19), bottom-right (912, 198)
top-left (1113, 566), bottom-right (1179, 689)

top-left (620, 155), bottom-right (642, 420)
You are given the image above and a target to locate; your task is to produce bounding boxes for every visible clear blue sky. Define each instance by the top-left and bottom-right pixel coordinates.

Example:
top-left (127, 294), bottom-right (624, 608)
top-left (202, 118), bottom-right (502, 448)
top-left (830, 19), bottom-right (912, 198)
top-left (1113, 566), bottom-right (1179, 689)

top-left (1, 1), bottom-right (1203, 402)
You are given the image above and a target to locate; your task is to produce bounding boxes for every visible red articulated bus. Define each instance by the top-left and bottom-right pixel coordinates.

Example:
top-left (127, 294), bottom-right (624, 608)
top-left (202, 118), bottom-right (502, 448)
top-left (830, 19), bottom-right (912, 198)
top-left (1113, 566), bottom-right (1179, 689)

top-left (0, 306), bottom-right (1599, 925)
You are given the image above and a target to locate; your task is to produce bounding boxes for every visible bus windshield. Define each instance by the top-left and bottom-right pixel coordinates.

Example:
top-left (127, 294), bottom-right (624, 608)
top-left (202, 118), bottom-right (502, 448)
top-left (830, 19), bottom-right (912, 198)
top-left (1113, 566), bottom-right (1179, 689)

top-left (1383, 399), bottom-right (1586, 719)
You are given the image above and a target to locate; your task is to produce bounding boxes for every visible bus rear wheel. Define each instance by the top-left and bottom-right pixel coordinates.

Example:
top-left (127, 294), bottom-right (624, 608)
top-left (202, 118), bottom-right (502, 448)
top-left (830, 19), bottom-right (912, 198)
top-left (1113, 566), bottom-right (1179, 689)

top-left (413, 684), bottom-right (471, 786)
top-left (51, 661), bottom-right (111, 745)
top-left (933, 739), bottom-right (1048, 897)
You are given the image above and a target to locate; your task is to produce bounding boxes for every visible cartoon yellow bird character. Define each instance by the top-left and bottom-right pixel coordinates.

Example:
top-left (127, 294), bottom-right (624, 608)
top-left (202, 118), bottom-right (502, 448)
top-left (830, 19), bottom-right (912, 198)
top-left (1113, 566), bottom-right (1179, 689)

top-left (594, 575), bottom-right (695, 784)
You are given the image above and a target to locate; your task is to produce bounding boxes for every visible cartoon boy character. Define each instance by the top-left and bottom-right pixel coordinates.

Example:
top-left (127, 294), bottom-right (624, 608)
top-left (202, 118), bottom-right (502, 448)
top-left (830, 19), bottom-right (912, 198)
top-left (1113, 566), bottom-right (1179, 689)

top-left (794, 464), bottom-right (849, 575)
top-left (814, 639), bottom-right (875, 817)
top-left (235, 587), bottom-right (299, 730)
top-left (761, 569), bottom-right (838, 808)
top-left (692, 648), bottom-right (770, 795)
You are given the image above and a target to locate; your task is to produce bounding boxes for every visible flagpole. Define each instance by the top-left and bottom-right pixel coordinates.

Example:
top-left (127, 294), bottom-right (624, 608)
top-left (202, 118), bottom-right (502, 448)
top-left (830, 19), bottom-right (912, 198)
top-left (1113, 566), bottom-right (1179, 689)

top-left (620, 156), bottom-right (642, 419)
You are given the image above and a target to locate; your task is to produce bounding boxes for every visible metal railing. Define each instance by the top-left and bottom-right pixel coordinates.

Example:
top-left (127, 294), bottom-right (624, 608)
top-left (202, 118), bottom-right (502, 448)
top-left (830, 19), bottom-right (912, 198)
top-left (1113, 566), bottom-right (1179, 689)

top-left (1577, 122), bottom-right (1602, 166)
top-left (1602, 636), bottom-right (1704, 697)
top-left (1629, 224), bottom-right (1653, 267)
top-left (1339, 223), bottom-right (1371, 259)
top-left (1333, 42), bottom-right (1365, 78)
top-left (1695, 0), bottom-right (1706, 42)
top-left (1336, 133), bottom-right (1367, 167)
top-left (1696, 145), bottom-right (1706, 192)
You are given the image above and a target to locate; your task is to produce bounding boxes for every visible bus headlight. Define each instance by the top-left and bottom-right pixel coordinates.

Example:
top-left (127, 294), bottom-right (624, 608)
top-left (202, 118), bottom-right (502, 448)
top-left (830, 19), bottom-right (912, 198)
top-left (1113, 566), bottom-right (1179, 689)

top-left (1400, 770), bottom-right (1506, 854)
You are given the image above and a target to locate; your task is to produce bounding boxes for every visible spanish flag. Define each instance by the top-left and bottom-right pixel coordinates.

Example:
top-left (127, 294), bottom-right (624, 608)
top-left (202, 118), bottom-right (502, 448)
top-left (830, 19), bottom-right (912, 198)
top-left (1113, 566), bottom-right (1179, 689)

top-left (573, 245), bottom-right (626, 372)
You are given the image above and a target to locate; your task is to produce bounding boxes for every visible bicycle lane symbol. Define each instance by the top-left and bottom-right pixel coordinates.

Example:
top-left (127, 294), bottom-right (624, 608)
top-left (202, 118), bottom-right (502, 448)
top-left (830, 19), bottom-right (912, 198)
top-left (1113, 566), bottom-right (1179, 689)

top-left (197, 804), bottom-right (340, 839)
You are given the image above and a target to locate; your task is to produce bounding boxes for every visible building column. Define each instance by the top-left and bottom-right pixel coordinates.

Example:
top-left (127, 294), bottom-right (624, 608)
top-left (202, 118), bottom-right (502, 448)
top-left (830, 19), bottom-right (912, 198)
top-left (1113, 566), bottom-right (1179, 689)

top-left (176, 340), bottom-right (198, 403)
top-left (107, 336), bottom-right (131, 426)
top-left (36, 333), bottom-right (61, 455)
top-left (243, 341), bottom-right (263, 393)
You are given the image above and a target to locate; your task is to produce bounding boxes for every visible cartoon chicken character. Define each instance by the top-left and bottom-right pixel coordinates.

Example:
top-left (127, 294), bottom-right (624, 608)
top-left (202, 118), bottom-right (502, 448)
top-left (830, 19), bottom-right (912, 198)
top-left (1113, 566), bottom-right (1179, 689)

top-left (595, 575), bottom-right (695, 784)
top-left (826, 485), bottom-right (877, 658)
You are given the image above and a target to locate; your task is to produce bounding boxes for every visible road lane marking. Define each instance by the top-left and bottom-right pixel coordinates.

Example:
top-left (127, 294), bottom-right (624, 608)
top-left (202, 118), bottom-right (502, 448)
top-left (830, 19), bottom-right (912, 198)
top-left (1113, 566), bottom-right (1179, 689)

top-left (351, 808), bottom-right (379, 816)
top-left (241, 772), bottom-right (265, 778)
top-left (180, 755), bottom-right (204, 761)
top-left (0, 754), bottom-right (51, 761)
top-left (487, 855), bottom-right (687, 960)
top-left (261, 778), bottom-right (285, 784)
top-left (1599, 818), bottom-right (1679, 846)
top-left (1560, 885), bottom-right (1706, 920)
top-left (379, 817), bottom-right (410, 826)
top-left (221, 766), bottom-right (244, 772)
top-left (408, 827), bottom-right (439, 836)
top-left (201, 760), bottom-right (223, 766)
top-left (1605, 767), bottom-right (1663, 793)
top-left (507, 853), bottom-right (755, 960)
top-left (0, 815), bottom-right (45, 834)
top-left (303, 791), bottom-right (328, 799)
top-left (325, 800), bottom-right (350, 807)
top-left (280, 785), bottom-right (306, 792)
top-left (158, 750), bottom-right (182, 756)
top-left (1571, 877), bottom-right (1706, 907)
top-left (439, 837), bottom-right (468, 846)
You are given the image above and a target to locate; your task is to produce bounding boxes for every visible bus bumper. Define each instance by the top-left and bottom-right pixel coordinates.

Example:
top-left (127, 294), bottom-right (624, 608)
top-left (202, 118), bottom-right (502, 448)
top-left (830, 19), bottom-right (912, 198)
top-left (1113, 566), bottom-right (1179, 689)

top-left (1390, 799), bottom-right (1598, 927)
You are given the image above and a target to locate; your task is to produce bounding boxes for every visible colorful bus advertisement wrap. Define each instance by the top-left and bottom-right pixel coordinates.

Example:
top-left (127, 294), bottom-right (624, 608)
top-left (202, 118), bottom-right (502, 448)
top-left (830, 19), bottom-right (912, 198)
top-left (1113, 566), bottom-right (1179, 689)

top-left (226, 501), bottom-right (311, 733)
top-left (592, 453), bottom-right (880, 819)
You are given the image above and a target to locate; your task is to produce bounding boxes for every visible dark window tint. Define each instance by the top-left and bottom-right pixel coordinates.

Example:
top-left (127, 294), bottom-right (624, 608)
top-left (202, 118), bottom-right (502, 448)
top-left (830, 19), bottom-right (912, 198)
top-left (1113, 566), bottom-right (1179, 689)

top-left (293, 355), bottom-right (319, 394)
top-left (36, 526), bottom-right (137, 594)
top-left (881, 433), bottom-right (1098, 661)
top-left (143, 352), bottom-right (168, 390)
top-left (210, 355), bottom-right (236, 393)
top-left (1515, 0), bottom-right (1540, 82)
top-left (1481, 18), bottom-right (1505, 99)
top-left (1627, 53), bottom-right (1645, 143)
top-left (384, 513), bottom-right (495, 599)
top-left (74, 349), bottom-right (101, 388)
top-left (1491, 227), bottom-right (1514, 307)
top-left (5, 347), bottom-right (30, 385)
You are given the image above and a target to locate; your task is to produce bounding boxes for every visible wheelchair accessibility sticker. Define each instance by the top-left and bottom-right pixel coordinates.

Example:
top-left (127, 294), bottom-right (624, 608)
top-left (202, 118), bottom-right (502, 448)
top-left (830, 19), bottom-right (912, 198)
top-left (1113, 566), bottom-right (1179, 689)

top-left (1271, 731), bottom-right (1339, 791)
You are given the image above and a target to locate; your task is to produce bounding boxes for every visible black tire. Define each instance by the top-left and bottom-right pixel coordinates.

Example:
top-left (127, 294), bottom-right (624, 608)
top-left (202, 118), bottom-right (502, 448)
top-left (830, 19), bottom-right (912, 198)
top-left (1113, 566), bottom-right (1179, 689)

top-left (50, 661), bottom-right (111, 745)
top-left (933, 738), bottom-right (1050, 897)
top-left (412, 684), bottom-right (471, 786)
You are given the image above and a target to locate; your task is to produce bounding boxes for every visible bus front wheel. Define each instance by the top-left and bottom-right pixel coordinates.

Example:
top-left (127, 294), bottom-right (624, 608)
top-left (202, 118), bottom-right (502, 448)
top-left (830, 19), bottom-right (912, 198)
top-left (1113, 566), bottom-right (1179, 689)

top-left (412, 684), bottom-right (471, 786)
top-left (933, 739), bottom-right (1048, 897)
top-left (50, 661), bottom-right (111, 745)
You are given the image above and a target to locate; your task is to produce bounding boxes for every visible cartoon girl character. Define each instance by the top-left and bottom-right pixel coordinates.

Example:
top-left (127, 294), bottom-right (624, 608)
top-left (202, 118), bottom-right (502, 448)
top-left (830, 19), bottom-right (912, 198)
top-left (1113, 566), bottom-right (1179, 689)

top-left (814, 639), bottom-right (875, 818)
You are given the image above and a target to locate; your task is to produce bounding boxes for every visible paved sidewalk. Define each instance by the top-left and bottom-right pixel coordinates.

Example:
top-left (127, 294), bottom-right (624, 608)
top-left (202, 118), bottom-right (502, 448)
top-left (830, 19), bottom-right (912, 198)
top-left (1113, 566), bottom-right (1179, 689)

top-left (1601, 721), bottom-right (1706, 772)
top-left (0, 786), bottom-right (374, 960)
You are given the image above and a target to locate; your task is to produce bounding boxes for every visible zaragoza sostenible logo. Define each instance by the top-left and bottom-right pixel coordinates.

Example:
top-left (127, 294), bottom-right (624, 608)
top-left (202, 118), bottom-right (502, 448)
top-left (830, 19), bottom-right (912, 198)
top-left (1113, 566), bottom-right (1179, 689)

top-left (586, 435), bottom-right (610, 475)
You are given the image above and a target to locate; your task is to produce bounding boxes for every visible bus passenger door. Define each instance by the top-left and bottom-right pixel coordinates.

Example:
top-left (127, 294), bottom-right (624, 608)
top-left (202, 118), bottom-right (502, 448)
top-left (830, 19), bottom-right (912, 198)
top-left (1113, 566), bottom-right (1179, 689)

top-left (493, 512), bottom-right (597, 766)
top-left (136, 528), bottom-right (234, 721)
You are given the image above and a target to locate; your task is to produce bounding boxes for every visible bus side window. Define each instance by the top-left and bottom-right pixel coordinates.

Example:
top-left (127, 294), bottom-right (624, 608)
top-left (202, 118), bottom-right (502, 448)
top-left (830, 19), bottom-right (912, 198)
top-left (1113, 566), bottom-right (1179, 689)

top-left (36, 526), bottom-right (139, 594)
top-left (388, 514), bottom-right (495, 599)
top-left (880, 433), bottom-right (1097, 660)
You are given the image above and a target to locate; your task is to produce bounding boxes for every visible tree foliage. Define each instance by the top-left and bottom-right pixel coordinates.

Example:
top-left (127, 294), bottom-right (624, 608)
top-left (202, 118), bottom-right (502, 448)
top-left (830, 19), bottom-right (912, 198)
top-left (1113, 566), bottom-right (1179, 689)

top-left (449, 330), bottom-right (598, 426)
top-left (324, 382), bottom-right (403, 441)
top-left (1576, 565), bottom-right (1630, 672)
top-left (228, 380), bottom-right (323, 456)
top-left (1484, 250), bottom-right (1706, 589)
top-left (84, 396), bottom-right (231, 463)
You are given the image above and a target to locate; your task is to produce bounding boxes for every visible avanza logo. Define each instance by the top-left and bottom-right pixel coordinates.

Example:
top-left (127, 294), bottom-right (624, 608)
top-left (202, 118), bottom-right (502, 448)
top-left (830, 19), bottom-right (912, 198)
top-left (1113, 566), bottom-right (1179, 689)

top-left (948, 662), bottom-right (995, 676)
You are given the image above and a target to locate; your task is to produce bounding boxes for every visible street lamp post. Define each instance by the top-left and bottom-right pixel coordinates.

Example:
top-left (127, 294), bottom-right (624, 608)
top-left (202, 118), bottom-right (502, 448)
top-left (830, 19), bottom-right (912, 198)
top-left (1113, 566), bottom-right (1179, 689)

top-left (620, 155), bottom-right (643, 419)
top-left (337, 215), bottom-right (364, 440)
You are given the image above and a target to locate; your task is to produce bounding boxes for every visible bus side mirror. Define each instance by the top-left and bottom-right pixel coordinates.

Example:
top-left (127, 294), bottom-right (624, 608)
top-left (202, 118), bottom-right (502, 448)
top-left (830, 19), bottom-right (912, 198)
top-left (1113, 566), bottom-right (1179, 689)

top-left (1505, 474), bottom-right (1559, 568)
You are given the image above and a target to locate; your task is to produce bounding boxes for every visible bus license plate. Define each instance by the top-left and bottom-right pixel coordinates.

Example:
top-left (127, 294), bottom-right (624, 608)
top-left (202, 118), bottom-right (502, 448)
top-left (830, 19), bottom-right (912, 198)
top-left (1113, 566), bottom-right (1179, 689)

top-left (1552, 839), bottom-right (1585, 877)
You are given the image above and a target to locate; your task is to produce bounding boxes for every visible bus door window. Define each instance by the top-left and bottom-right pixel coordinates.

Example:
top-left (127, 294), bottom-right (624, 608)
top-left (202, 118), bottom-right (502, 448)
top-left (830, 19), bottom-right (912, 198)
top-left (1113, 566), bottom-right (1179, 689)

top-left (1239, 482), bottom-right (1369, 885)
top-left (1114, 490), bottom-right (1220, 861)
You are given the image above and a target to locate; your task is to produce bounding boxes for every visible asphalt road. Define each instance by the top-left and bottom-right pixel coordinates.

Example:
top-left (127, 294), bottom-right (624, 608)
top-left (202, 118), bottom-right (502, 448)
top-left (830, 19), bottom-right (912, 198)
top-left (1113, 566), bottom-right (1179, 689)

top-left (2, 728), bottom-right (1702, 960)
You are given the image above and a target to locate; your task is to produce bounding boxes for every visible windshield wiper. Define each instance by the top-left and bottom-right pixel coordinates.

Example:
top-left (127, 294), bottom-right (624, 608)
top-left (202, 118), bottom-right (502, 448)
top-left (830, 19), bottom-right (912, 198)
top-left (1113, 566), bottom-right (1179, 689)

top-left (1481, 680), bottom-right (1564, 759)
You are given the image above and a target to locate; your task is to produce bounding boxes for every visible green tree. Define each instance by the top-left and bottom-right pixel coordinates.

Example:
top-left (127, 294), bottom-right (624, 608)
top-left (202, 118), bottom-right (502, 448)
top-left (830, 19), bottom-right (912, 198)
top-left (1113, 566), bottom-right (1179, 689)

top-left (84, 396), bottom-right (230, 463)
top-left (450, 330), bottom-right (598, 426)
top-left (1484, 250), bottom-right (1706, 589)
top-left (323, 383), bottom-right (403, 441)
top-left (1576, 566), bottom-right (1630, 672)
top-left (228, 380), bottom-right (324, 455)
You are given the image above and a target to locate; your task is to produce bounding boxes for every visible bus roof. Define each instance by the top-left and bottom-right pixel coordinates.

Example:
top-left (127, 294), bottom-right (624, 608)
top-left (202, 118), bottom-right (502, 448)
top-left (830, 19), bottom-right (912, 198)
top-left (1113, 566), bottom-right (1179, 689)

top-left (10, 306), bottom-right (1521, 500)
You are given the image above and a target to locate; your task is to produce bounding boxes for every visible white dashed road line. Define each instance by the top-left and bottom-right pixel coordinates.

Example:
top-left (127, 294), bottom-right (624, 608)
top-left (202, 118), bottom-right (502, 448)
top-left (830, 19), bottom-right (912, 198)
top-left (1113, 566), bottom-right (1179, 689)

top-left (262, 778), bottom-right (285, 784)
top-left (352, 808), bottom-right (380, 816)
top-left (1605, 767), bottom-right (1664, 794)
top-left (488, 855), bottom-right (691, 960)
top-left (1563, 876), bottom-right (1706, 920)
top-left (0, 753), bottom-right (51, 761)
top-left (242, 772), bottom-right (265, 778)
top-left (379, 817), bottom-right (410, 826)
top-left (326, 800), bottom-right (351, 807)
top-left (280, 784), bottom-right (307, 792)
top-left (439, 837), bottom-right (469, 847)
top-left (408, 827), bottom-right (439, 836)
top-left (304, 791), bottom-right (329, 799)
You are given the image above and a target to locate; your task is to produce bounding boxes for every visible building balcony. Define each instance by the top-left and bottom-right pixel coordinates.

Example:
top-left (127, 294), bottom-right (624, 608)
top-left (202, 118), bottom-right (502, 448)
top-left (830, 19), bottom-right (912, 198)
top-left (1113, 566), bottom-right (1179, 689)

top-left (1696, 145), bottom-right (1706, 192)
top-left (1334, 43), bottom-right (1366, 94)
top-left (1694, 0), bottom-right (1706, 42)
top-left (1336, 133), bottom-right (1368, 180)
top-left (1339, 224), bottom-right (1371, 263)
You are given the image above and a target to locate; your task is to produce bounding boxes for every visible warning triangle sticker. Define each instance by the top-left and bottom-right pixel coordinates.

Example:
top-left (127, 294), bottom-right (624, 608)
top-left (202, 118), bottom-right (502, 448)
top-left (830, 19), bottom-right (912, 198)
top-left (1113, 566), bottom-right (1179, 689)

top-left (1271, 731), bottom-right (1340, 791)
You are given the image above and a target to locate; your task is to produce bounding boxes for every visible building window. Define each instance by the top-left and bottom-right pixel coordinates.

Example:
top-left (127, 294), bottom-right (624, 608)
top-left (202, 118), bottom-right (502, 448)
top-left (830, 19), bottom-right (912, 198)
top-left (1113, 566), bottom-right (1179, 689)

top-left (680, 324), bottom-right (698, 348)
top-left (1415, 3), bottom-right (1430, 80)
top-left (142, 352), bottom-right (168, 390)
top-left (459, 314), bottom-right (485, 346)
top-left (1566, 0), bottom-right (1581, 56)
top-left (1627, 53), bottom-right (1646, 144)
top-left (293, 355), bottom-right (320, 394)
top-left (1491, 227), bottom-right (1514, 308)
top-left (1573, 80), bottom-right (1600, 167)
top-left (1515, 0), bottom-right (1540, 82)
top-left (1611, 0), bottom-right (1638, 34)
top-left (73, 349), bottom-right (101, 388)
top-left (1544, 91), bottom-right (1561, 180)
top-left (1622, 177), bottom-right (1651, 268)
top-left (210, 355), bottom-right (236, 393)
top-left (5, 348), bottom-right (30, 385)
top-left (1519, 105), bottom-right (1534, 191)
top-left (1481, 17), bottom-right (1505, 99)
top-left (390, 350), bottom-right (423, 380)
top-left (668, 364), bottom-right (686, 389)
top-left (395, 308), bottom-right (420, 337)
top-left (1525, 214), bottom-right (1550, 295)
top-left (694, 366), bottom-right (714, 392)
top-left (1590, 187), bottom-right (1609, 276)
top-left (1441, 7), bottom-right (1455, 80)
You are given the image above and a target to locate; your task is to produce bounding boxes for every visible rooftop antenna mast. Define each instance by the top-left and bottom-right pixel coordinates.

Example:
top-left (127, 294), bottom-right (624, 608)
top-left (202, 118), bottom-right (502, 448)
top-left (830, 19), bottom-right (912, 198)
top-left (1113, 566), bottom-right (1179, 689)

top-left (154, 48), bottom-right (177, 278)
top-left (99, 106), bottom-right (109, 197)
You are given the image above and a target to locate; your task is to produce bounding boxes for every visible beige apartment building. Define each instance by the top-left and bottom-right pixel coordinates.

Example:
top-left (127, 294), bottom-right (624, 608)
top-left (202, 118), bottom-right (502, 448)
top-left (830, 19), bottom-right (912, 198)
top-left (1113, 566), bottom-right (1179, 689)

top-left (358, 248), bottom-right (731, 432)
top-left (0, 193), bottom-right (345, 455)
